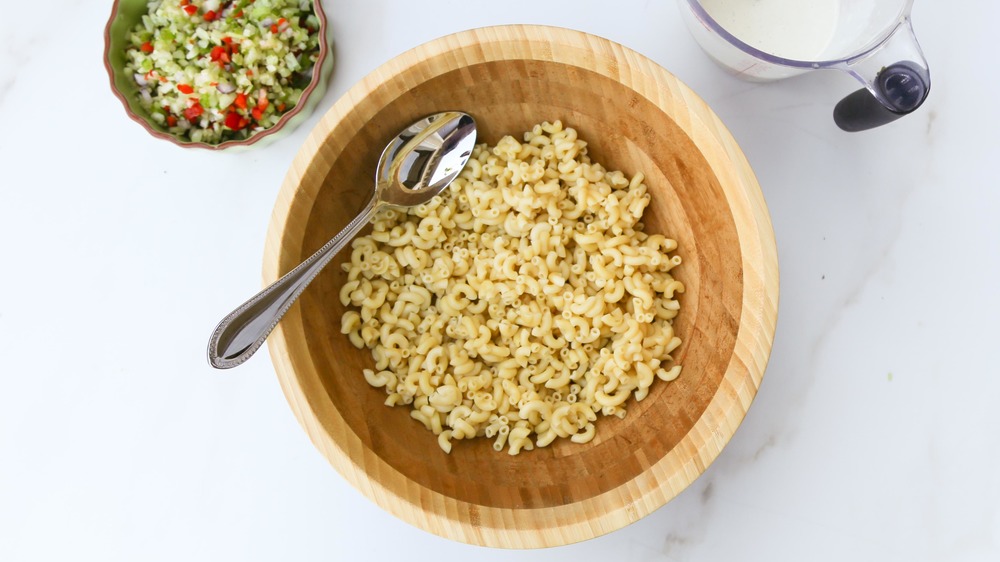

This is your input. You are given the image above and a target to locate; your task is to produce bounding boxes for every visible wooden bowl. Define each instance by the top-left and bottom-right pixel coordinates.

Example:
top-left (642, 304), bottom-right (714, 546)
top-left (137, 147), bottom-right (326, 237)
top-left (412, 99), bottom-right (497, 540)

top-left (265, 25), bottom-right (778, 547)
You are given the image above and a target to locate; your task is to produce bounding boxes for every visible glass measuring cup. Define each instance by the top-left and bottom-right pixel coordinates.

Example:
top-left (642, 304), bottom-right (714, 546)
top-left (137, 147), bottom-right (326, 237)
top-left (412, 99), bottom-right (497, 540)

top-left (678, 0), bottom-right (930, 131)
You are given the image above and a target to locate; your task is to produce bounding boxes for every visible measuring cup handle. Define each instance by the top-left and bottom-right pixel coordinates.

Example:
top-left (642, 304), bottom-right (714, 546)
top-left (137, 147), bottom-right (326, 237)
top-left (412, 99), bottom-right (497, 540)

top-left (833, 61), bottom-right (930, 132)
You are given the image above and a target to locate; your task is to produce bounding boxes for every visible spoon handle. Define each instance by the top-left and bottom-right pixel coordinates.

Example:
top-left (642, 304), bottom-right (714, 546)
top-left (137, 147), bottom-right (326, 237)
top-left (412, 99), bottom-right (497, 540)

top-left (208, 194), bottom-right (381, 369)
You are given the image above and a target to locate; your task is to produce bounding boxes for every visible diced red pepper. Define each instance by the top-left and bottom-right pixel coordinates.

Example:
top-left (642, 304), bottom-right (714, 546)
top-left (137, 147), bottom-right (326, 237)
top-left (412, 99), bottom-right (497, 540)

top-left (251, 107), bottom-right (263, 121)
top-left (234, 9), bottom-right (243, 17)
top-left (277, 17), bottom-right (287, 26)
top-left (234, 92), bottom-right (247, 109)
top-left (224, 111), bottom-right (247, 130)
top-left (221, 36), bottom-right (232, 45)
top-left (245, 69), bottom-right (253, 76)
top-left (270, 24), bottom-right (278, 33)
top-left (180, 0), bottom-right (189, 5)
top-left (166, 115), bottom-right (178, 127)
top-left (210, 46), bottom-right (227, 61)
top-left (277, 102), bottom-right (286, 112)
top-left (140, 41), bottom-right (154, 53)
top-left (176, 84), bottom-right (194, 94)
top-left (257, 89), bottom-right (269, 110)
top-left (183, 4), bottom-right (198, 15)
top-left (184, 102), bottom-right (204, 121)
top-left (203, 10), bottom-right (217, 21)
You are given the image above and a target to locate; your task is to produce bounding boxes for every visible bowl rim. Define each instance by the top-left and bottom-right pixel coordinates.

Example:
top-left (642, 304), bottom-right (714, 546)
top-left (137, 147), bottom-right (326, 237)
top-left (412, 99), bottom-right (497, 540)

top-left (102, 0), bottom-right (331, 150)
top-left (264, 24), bottom-right (779, 548)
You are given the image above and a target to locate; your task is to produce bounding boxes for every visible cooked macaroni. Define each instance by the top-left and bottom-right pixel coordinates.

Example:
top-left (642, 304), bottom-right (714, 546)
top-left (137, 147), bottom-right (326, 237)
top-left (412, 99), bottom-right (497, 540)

top-left (342, 121), bottom-right (684, 454)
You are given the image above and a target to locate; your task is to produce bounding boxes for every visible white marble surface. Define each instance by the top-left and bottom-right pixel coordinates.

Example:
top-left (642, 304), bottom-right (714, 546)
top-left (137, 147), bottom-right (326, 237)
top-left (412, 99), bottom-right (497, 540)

top-left (2, 1), bottom-right (998, 560)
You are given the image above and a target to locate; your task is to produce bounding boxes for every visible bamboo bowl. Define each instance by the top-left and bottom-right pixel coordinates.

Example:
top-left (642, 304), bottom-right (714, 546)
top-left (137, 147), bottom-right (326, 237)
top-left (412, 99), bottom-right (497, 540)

top-left (265, 25), bottom-right (778, 548)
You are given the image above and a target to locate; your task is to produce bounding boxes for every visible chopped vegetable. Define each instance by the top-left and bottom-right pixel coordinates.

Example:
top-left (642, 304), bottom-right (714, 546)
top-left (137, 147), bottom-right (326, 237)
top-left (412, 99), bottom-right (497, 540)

top-left (184, 102), bottom-right (205, 121)
top-left (224, 111), bottom-right (248, 130)
top-left (123, 0), bottom-right (322, 143)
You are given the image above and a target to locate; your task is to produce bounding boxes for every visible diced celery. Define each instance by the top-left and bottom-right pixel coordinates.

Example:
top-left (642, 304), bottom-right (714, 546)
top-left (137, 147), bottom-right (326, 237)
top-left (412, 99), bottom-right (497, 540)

top-left (218, 93), bottom-right (237, 109)
top-left (250, 4), bottom-right (271, 20)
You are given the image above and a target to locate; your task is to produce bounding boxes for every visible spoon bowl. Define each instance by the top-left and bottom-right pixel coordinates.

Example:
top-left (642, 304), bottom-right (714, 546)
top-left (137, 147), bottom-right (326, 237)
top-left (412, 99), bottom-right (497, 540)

top-left (377, 113), bottom-right (478, 206)
top-left (207, 111), bottom-right (477, 369)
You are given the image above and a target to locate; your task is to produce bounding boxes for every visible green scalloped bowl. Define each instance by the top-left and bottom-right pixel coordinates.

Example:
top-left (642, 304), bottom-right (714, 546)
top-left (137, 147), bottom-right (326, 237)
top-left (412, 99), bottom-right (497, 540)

top-left (103, 0), bottom-right (334, 151)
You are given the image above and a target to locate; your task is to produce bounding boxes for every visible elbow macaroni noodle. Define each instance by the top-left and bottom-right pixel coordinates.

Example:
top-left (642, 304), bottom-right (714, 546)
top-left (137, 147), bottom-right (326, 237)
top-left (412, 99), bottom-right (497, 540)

top-left (342, 121), bottom-right (684, 455)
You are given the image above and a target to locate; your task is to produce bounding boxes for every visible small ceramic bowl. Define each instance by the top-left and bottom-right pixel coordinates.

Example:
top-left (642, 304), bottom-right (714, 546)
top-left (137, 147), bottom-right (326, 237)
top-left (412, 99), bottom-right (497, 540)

top-left (103, 0), bottom-right (334, 150)
top-left (266, 25), bottom-right (778, 548)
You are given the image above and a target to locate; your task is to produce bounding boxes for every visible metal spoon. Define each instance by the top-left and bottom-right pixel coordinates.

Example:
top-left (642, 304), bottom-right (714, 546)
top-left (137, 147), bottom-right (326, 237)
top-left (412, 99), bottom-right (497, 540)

top-left (207, 111), bottom-right (477, 369)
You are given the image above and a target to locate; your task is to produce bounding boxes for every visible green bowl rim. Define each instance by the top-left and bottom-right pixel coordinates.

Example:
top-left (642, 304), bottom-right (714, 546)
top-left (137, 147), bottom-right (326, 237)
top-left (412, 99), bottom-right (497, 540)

top-left (103, 0), bottom-right (331, 151)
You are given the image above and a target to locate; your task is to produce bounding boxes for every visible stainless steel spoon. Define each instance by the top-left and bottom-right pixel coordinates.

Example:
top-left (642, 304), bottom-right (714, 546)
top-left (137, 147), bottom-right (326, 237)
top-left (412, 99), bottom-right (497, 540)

top-left (207, 111), bottom-right (477, 369)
